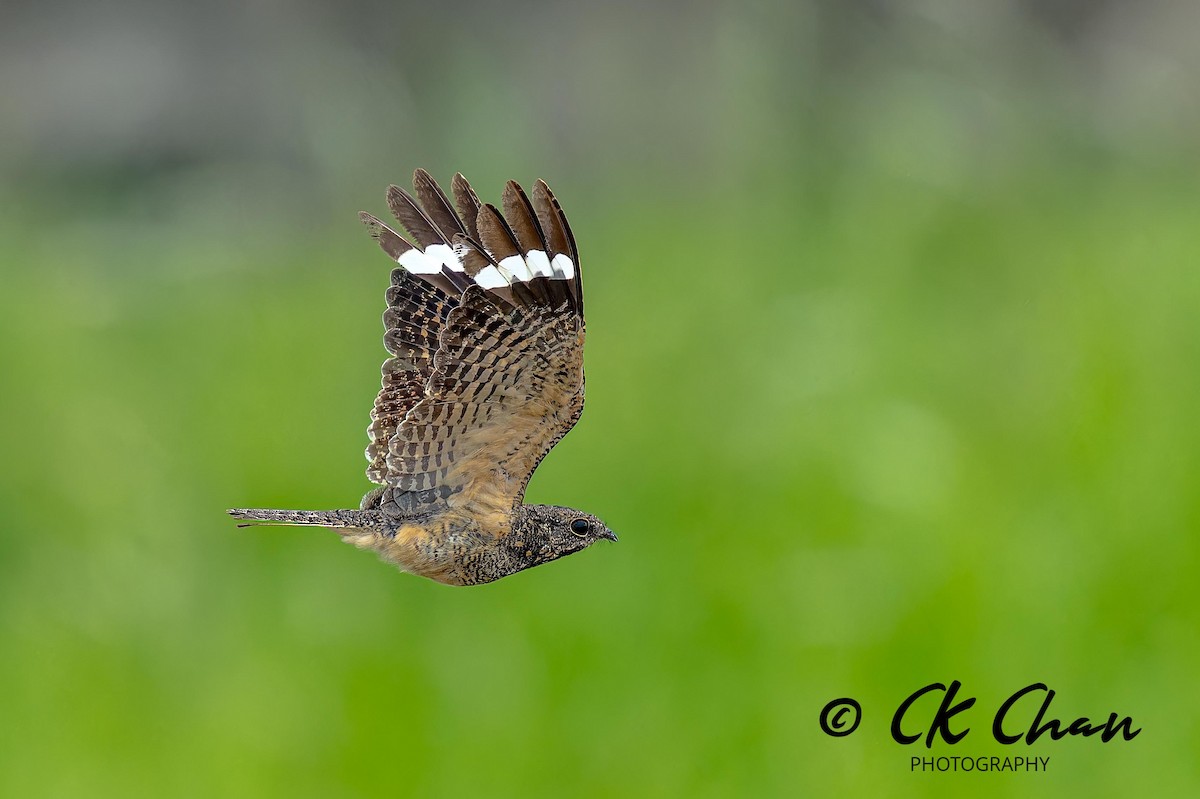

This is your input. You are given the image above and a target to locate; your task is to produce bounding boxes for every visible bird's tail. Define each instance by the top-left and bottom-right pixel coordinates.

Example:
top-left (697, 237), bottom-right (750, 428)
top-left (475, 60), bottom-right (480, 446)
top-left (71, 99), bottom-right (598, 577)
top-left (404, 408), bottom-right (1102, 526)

top-left (227, 508), bottom-right (380, 529)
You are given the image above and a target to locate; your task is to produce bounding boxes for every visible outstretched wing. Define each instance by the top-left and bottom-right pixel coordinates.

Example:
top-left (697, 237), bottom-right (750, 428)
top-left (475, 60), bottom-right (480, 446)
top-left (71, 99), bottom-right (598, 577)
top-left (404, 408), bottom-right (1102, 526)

top-left (360, 172), bottom-right (584, 530)
top-left (359, 169), bottom-right (475, 485)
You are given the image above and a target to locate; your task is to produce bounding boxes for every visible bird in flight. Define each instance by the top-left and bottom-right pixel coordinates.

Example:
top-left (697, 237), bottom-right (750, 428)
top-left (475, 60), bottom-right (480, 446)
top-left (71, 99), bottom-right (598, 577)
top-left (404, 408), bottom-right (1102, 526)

top-left (229, 170), bottom-right (615, 585)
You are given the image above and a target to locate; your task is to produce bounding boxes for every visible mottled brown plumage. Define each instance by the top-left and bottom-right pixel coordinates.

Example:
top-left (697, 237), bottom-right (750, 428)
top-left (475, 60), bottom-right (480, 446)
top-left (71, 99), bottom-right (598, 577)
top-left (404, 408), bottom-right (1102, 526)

top-left (229, 171), bottom-right (614, 585)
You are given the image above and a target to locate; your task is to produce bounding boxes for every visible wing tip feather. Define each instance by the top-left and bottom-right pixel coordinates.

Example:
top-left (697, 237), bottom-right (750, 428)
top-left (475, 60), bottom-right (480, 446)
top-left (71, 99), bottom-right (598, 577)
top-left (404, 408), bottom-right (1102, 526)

top-left (365, 172), bottom-right (581, 314)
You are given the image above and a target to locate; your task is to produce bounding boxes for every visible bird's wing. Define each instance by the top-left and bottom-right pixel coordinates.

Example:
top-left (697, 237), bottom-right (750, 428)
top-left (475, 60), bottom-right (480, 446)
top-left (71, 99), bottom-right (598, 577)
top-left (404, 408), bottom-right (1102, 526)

top-left (360, 172), bottom-right (584, 526)
top-left (359, 169), bottom-right (477, 484)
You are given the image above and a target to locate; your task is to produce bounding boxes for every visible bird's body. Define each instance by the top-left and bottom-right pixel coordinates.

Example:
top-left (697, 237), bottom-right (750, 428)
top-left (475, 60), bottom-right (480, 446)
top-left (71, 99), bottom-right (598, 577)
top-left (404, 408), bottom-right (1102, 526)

top-left (229, 171), bottom-right (614, 585)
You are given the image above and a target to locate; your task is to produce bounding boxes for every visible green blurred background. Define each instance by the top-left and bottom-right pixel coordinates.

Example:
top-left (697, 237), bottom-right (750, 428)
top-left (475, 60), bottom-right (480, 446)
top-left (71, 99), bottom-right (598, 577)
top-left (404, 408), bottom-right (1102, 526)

top-left (1, 0), bottom-right (1197, 795)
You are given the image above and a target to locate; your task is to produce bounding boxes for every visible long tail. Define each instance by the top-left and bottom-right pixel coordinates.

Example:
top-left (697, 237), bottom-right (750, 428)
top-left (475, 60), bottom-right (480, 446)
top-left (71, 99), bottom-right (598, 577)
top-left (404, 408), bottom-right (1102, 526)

top-left (227, 508), bottom-right (381, 529)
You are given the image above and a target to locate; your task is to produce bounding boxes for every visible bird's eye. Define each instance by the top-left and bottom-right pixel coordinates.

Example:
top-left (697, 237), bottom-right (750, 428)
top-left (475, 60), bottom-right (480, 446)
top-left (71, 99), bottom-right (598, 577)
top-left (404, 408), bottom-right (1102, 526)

top-left (570, 518), bottom-right (589, 536)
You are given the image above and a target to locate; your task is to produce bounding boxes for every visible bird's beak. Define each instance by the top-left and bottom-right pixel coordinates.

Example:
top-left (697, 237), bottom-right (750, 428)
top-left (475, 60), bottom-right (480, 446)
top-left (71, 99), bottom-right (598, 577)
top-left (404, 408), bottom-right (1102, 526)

top-left (601, 529), bottom-right (618, 543)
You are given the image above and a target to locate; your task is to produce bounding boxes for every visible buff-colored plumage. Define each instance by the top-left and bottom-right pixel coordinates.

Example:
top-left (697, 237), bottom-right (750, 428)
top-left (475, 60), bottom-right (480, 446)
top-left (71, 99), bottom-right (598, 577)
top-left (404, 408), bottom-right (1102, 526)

top-left (229, 170), bottom-right (614, 585)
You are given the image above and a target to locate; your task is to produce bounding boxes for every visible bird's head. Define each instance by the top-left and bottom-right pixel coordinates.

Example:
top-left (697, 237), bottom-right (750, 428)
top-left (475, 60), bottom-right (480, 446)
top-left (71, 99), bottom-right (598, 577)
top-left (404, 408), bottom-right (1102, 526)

top-left (511, 504), bottom-right (617, 565)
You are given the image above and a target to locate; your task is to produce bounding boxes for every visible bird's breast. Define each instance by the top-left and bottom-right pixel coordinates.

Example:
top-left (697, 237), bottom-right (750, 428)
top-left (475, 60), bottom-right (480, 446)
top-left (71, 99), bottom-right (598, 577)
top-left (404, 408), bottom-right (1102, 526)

top-left (370, 518), bottom-right (513, 586)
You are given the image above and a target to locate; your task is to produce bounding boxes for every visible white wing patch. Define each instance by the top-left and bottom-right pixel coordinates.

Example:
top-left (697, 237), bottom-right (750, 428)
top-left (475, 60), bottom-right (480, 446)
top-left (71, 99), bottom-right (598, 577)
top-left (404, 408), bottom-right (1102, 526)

top-left (526, 250), bottom-right (554, 279)
top-left (425, 243), bottom-right (465, 273)
top-left (551, 253), bottom-right (576, 280)
top-left (499, 254), bottom-right (534, 282)
top-left (400, 244), bottom-right (575, 289)
top-left (397, 248), bottom-right (442, 275)
top-left (474, 265), bottom-right (509, 289)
